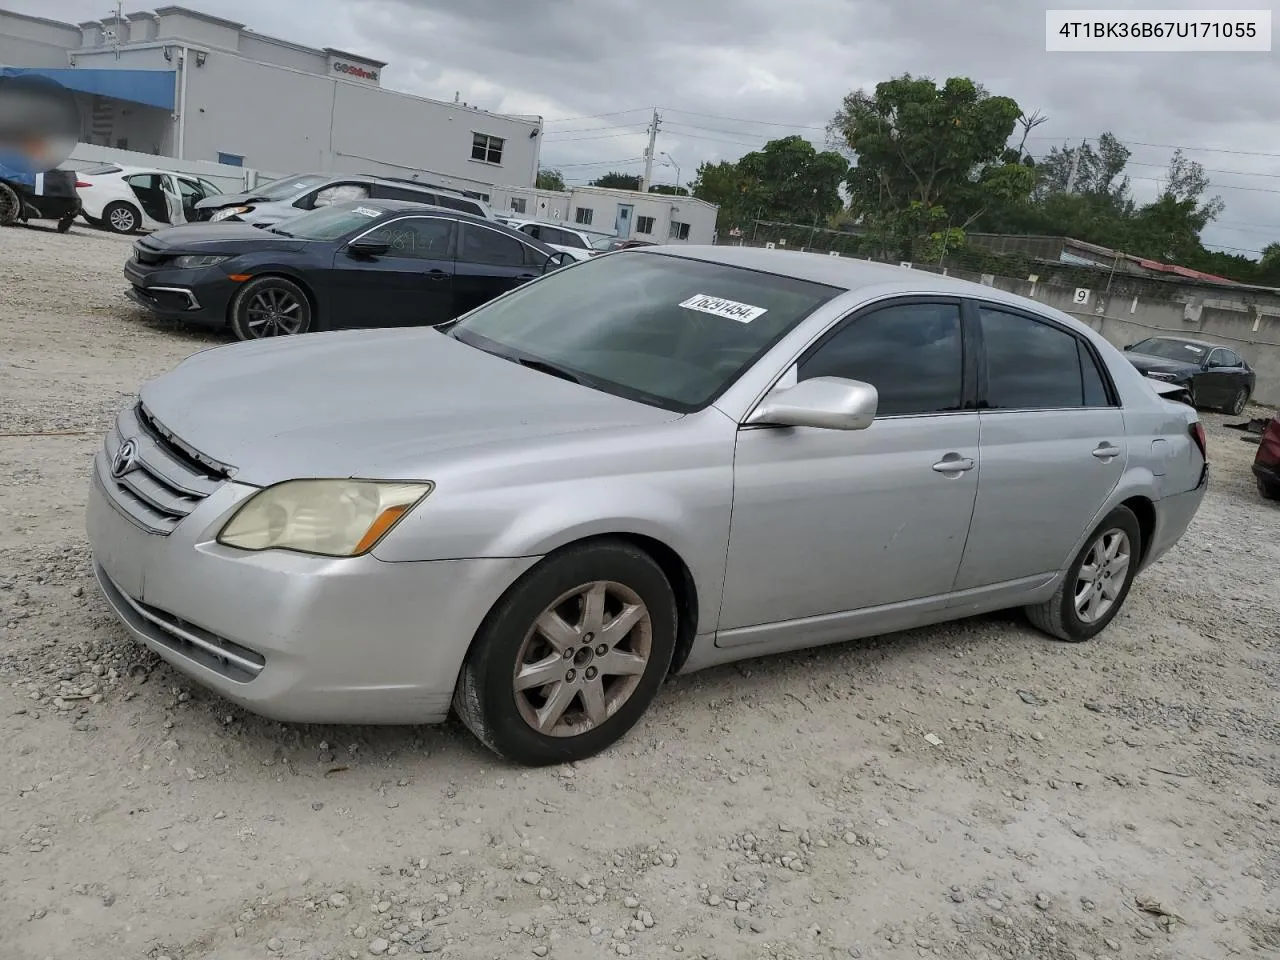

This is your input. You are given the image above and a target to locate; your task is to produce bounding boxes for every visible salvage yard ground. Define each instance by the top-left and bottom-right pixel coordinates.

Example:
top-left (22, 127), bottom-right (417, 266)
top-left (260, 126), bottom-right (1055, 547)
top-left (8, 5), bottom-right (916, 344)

top-left (1, 223), bottom-right (1278, 960)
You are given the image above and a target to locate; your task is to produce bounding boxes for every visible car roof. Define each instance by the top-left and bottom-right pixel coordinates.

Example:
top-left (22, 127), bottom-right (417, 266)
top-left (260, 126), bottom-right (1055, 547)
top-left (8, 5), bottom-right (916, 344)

top-left (1143, 335), bottom-right (1219, 348)
top-left (351, 201), bottom-right (553, 247)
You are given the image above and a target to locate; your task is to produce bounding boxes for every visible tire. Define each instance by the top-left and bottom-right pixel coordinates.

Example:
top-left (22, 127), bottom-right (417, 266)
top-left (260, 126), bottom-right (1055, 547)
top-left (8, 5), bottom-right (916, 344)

top-left (56, 215), bottom-right (74, 234)
top-left (0, 182), bottom-right (20, 226)
top-left (1259, 476), bottom-right (1280, 501)
top-left (228, 276), bottom-right (313, 340)
top-left (454, 539), bottom-right (678, 765)
top-left (103, 201), bottom-right (140, 234)
top-left (1225, 388), bottom-right (1250, 416)
top-left (1025, 506), bottom-right (1142, 642)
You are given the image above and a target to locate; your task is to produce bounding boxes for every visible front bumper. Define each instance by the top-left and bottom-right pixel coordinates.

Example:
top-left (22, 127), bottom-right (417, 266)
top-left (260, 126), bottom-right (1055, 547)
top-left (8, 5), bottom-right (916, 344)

top-left (123, 260), bottom-right (235, 323)
top-left (87, 445), bottom-right (539, 724)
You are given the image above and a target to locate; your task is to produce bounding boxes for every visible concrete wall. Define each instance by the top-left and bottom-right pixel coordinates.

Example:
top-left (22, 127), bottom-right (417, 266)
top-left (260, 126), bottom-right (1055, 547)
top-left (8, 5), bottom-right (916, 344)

top-left (63, 142), bottom-right (270, 194)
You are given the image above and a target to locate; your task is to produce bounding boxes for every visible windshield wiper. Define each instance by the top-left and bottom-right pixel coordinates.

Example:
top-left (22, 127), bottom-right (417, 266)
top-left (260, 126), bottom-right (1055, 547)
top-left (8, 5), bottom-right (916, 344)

top-left (515, 355), bottom-right (584, 385)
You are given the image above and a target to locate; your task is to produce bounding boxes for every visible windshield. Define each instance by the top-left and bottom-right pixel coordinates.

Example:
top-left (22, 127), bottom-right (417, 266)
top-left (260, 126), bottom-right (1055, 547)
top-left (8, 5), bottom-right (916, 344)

top-left (1132, 338), bottom-right (1205, 362)
top-left (253, 173), bottom-right (329, 201)
top-left (449, 252), bottom-right (840, 411)
top-left (270, 202), bottom-right (385, 240)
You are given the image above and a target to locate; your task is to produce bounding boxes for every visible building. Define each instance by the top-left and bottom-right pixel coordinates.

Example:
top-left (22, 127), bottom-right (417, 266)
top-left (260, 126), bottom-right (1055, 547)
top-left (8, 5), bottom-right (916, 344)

top-left (0, 6), bottom-right (542, 197)
top-left (488, 184), bottom-right (720, 245)
top-left (965, 234), bottom-right (1242, 286)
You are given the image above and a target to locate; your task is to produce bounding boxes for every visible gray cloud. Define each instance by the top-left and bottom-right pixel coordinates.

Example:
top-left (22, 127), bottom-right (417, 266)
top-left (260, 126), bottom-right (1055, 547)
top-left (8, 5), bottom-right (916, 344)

top-left (8, 0), bottom-right (1279, 253)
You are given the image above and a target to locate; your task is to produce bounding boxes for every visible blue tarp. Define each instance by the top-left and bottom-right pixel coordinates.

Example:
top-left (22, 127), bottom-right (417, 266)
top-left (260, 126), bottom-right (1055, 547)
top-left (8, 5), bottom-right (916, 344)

top-left (0, 66), bottom-right (175, 111)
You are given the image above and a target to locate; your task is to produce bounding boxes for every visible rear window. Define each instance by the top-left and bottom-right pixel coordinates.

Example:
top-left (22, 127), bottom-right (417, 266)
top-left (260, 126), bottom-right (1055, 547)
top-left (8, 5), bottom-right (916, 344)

top-left (78, 163), bottom-right (122, 175)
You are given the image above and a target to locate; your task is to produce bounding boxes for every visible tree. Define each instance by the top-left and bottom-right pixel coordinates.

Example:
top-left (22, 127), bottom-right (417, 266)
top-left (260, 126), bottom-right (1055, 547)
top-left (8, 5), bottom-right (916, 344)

top-left (830, 74), bottom-right (1030, 257)
top-left (735, 135), bottom-right (849, 225)
top-left (536, 168), bottom-right (565, 191)
top-left (589, 171), bottom-right (641, 190)
top-left (691, 160), bottom-right (749, 228)
top-left (1122, 151), bottom-right (1225, 262)
top-left (648, 184), bottom-right (689, 196)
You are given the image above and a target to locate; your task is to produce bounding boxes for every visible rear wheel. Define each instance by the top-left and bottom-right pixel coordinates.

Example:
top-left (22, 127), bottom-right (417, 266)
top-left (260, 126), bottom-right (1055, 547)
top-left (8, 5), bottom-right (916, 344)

top-left (103, 201), bottom-right (140, 234)
top-left (1259, 476), bottom-right (1280, 501)
top-left (454, 540), bottom-right (677, 765)
top-left (1226, 388), bottom-right (1250, 416)
top-left (1026, 506), bottom-right (1142, 642)
top-left (0, 183), bottom-right (20, 226)
top-left (229, 276), bottom-right (312, 340)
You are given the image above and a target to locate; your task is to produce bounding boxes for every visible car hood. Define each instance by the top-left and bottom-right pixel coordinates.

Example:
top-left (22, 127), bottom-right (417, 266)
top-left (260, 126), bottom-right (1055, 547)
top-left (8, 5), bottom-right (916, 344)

top-left (194, 191), bottom-right (265, 210)
top-left (138, 328), bottom-right (681, 485)
top-left (138, 223), bottom-right (308, 255)
top-left (1125, 353), bottom-right (1198, 376)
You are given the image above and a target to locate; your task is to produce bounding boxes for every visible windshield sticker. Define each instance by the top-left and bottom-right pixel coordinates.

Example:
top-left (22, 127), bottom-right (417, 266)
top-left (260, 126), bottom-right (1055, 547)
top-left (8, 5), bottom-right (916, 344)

top-left (679, 294), bottom-right (768, 323)
top-left (1186, 344), bottom-right (1202, 353)
top-left (353, 206), bottom-right (381, 218)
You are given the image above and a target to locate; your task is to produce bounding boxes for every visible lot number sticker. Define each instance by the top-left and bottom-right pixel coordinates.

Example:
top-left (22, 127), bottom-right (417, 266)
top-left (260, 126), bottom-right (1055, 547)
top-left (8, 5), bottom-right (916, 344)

top-left (353, 206), bottom-right (381, 218)
top-left (1073, 287), bottom-right (1091, 305)
top-left (679, 294), bottom-right (768, 323)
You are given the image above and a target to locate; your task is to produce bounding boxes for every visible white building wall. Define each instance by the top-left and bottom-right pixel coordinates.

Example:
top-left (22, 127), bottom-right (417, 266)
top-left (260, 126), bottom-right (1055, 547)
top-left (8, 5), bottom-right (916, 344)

top-left (490, 185), bottom-right (719, 244)
top-left (0, 10), bottom-right (81, 67)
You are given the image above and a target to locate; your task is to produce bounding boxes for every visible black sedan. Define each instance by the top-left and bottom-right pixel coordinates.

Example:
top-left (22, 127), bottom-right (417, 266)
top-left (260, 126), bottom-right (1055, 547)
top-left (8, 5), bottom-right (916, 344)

top-left (123, 200), bottom-right (569, 340)
top-left (1122, 336), bottom-right (1255, 414)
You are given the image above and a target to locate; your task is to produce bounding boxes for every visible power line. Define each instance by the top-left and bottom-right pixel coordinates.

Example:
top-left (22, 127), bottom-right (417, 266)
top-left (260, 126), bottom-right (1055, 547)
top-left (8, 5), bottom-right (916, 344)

top-left (1027, 136), bottom-right (1280, 159)
top-left (542, 108), bottom-right (652, 125)
top-left (539, 156), bottom-right (645, 168)
top-left (660, 106), bottom-right (828, 130)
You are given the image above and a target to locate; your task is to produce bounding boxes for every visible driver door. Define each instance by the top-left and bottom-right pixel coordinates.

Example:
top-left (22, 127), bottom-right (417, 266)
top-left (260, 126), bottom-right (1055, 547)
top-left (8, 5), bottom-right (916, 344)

top-left (160, 174), bottom-right (185, 225)
top-left (717, 299), bottom-right (980, 646)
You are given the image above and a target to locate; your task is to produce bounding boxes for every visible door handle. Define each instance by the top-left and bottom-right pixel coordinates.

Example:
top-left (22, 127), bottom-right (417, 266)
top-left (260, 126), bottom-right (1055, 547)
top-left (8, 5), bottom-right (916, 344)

top-left (932, 454), bottom-right (975, 474)
top-left (1092, 442), bottom-right (1120, 461)
top-left (426, 270), bottom-right (449, 281)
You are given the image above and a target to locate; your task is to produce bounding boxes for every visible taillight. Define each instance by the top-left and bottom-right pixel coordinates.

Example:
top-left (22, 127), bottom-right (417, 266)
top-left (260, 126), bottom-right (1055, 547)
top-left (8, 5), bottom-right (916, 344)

top-left (75, 180), bottom-right (91, 188)
top-left (1190, 421), bottom-right (1207, 461)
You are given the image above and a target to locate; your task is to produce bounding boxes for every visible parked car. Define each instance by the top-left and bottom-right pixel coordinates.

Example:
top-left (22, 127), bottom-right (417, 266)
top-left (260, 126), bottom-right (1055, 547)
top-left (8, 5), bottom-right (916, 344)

top-left (88, 249), bottom-right (1208, 765)
top-left (1253, 413), bottom-right (1280, 500)
top-left (73, 162), bottom-right (223, 234)
top-left (0, 167), bottom-right (82, 232)
top-left (1123, 336), bottom-right (1255, 414)
top-left (498, 217), bottom-right (611, 262)
top-left (195, 173), bottom-right (493, 227)
top-left (123, 199), bottom-right (567, 339)
top-left (591, 237), bottom-right (658, 255)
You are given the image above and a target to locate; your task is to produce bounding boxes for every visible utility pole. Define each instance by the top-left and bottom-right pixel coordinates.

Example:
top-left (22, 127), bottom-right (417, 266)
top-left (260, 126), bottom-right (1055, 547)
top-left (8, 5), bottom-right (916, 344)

top-left (1064, 138), bottom-right (1087, 193)
top-left (638, 108), bottom-right (660, 194)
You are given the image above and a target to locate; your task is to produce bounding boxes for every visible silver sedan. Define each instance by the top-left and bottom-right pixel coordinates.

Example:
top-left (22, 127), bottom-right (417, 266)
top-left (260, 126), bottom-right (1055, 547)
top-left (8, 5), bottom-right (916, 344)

top-left (87, 247), bottom-right (1208, 765)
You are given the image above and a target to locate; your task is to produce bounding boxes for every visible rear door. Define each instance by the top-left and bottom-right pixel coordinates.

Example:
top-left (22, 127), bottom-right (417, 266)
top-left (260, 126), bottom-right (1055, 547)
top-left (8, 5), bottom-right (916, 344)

top-left (453, 222), bottom-right (544, 314)
top-left (328, 215), bottom-right (457, 328)
top-left (953, 303), bottom-right (1126, 592)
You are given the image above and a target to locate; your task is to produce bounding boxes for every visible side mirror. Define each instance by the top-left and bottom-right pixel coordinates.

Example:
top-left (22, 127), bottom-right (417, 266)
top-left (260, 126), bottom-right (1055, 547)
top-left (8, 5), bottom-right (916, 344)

top-left (347, 238), bottom-right (389, 258)
top-left (1122, 343), bottom-right (1133, 351)
top-left (745, 376), bottom-right (878, 431)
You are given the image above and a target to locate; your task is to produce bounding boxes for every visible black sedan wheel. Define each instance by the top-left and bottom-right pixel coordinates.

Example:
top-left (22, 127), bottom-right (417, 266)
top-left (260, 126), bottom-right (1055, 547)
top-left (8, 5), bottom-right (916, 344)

top-left (0, 183), bottom-right (20, 226)
top-left (454, 539), bottom-right (677, 765)
top-left (229, 276), bottom-right (312, 340)
top-left (1226, 387), bottom-right (1250, 416)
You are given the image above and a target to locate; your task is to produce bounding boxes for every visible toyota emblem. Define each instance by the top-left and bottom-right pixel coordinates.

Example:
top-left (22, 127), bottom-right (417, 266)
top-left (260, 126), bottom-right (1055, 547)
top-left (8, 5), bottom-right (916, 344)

top-left (111, 438), bottom-right (139, 479)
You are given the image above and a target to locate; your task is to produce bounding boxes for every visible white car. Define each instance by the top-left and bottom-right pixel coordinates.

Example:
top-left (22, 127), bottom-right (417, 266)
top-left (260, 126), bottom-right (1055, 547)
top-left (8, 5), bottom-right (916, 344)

top-left (73, 163), bottom-right (223, 234)
top-left (499, 217), bottom-right (612, 262)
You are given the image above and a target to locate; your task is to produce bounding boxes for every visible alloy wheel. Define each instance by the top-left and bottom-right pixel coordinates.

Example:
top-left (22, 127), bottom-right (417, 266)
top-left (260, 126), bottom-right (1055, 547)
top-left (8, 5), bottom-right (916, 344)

top-left (244, 287), bottom-right (305, 337)
top-left (109, 206), bottom-right (137, 232)
top-left (513, 580), bottom-right (653, 737)
top-left (1231, 389), bottom-right (1248, 415)
top-left (1073, 528), bottom-right (1131, 624)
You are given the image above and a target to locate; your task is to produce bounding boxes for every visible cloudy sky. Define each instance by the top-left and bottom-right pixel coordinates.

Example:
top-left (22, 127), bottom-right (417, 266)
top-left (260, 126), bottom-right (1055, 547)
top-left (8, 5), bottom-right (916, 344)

top-left (10, 0), bottom-right (1279, 255)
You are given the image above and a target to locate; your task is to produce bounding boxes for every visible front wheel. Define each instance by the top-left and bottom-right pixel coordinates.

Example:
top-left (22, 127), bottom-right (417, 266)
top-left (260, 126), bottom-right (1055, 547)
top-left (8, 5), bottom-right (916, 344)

top-left (1025, 506), bottom-right (1142, 642)
top-left (454, 540), bottom-right (677, 765)
top-left (0, 183), bottom-right (20, 226)
top-left (1226, 388), bottom-right (1250, 416)
top-left (229, 276), bottom-right (312, 340)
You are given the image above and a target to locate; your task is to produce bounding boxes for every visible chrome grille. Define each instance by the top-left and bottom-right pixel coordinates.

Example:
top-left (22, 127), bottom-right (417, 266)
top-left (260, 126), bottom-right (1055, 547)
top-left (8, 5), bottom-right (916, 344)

top-left (98, 402), bottom-right (231, 534)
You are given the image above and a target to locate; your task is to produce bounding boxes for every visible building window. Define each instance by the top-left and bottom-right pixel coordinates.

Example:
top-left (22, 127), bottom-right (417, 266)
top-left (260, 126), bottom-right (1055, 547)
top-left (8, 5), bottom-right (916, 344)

top-left (217, 152), bottom-right (244, 167)
top-left (669, 220), bottom-right (691, 241)
top-left (510, 197), bottom-right (527, 214)
top-left (471, 133), bottom-right (504, 165)
top-left (574, 207), bottom-right (594, 226)
top-left (635, 215), bottom-right (655, 235)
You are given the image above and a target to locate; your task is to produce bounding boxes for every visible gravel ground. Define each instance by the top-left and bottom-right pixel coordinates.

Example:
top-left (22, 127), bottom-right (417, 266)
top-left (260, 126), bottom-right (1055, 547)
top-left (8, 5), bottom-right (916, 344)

top-left (1, 222), bottom-right (1278, 960)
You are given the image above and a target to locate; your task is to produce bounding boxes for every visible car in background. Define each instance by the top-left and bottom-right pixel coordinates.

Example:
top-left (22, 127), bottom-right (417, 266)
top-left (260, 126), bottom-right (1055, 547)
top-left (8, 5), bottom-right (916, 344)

top-left (90, 249), bottom-right (1207, 765)
top-left (0, 166), bottom-right (82, 232)
top-left (590, 236), bottom-right (658, 255)
top-left (499, 217), bottom-right (611, 262)
top-left (123, 199), bottom-right (567, 340)
top-left (1253, 412), bottom-right (1280, 500)
top-left (73, 162), bottom-right (223, 234)
top-left (1123, 336), bottom-right (1255, 414)
top-left (195, 173), bottom-right (493, 227)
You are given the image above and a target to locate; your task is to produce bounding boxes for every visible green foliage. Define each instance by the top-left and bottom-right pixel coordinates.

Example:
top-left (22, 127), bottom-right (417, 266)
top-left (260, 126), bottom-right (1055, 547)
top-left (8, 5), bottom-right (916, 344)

top-left (589, 171), bottom-right (641, 190)
top-left (535, 169), bottom-right (565, 191)
top-left (648, 184), bottom-right (689, 196)
top-left (690, 139), bottom-right (847, 231)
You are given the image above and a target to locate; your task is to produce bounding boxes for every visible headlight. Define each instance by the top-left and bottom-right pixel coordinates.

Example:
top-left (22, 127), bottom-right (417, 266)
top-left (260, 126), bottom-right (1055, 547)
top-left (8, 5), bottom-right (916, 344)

top-left (217, 480), bottom-right (433, 557)
top-left (1146, 372), bottom-right (1176, 382)
top-left (172, 254), bottom-right (229, 268)
top-left (210, 206), bottom-right (251, 222)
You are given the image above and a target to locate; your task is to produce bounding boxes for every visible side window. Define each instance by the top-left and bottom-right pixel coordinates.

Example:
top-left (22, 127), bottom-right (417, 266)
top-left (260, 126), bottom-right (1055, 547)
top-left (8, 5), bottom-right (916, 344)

top-left (979, 307), bottom-right (1090, 409)
top-left (176, 178), bottom-right (202, 202)
top-left (1224, 350), bottom-right (1243, 367)
top-left (1078, 341), bottom-right (1112, 407)
top-left (125, 173), bottom-right (161, 191)
top-left (302, 183), bottom-right (370, 209)
top-left (197, 178), bottom-right (222, 197)
top-left (542, 227), bottom-right (567, 245)
top-left (520, 224), bottom-right (542, 240)
top-left (798, 302), bottom-right (964, 417)
top-left (361, 218), bottom-right (455, 260)
top-left (559, 231), bottom-right (588, 249)
top-left (461, 224), bottom-right (526, 267)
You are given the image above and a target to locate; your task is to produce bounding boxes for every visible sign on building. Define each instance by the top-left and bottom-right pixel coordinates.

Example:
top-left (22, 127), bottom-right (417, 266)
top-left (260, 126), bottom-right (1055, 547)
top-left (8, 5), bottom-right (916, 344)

top-left (1073, 287), bottom-right (1091, 305)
